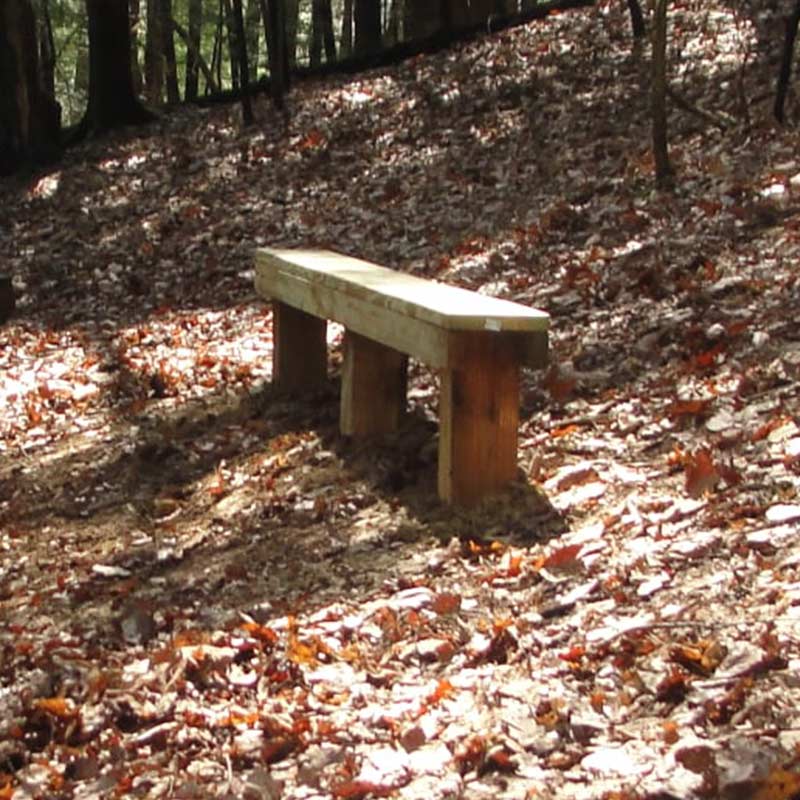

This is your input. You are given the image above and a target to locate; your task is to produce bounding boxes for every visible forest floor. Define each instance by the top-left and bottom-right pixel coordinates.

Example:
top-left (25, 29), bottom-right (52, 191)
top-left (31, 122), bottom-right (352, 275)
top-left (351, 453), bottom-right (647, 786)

top-left (3, 0), bottom-right (800, 797)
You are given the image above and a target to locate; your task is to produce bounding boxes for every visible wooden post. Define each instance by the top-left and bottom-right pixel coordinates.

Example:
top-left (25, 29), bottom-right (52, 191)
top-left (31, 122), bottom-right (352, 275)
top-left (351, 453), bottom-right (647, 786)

top-left (340, 329), bottom-right (407, 435)
top-left (272, 301), bottom-right (328, 390)
top-left (438, 333), bottom-right (519, 505)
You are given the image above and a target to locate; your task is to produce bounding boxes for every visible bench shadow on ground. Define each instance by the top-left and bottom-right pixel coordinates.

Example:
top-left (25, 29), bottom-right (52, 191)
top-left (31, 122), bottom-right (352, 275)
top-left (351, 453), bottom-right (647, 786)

top-left (5, 372), bottom-right (568, 642)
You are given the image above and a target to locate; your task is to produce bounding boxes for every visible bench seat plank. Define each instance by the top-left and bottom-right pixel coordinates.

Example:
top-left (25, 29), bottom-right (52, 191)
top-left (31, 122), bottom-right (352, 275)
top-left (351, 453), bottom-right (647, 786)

top-left (256, 246), bottom-right (548, 325)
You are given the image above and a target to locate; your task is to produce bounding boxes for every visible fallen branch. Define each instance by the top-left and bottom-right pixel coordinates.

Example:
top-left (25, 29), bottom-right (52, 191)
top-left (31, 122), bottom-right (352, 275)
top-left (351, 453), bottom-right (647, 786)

top-left (171, 17), bottom-right (220, 94)
top-left (667, 86), bottom-right (735, 131)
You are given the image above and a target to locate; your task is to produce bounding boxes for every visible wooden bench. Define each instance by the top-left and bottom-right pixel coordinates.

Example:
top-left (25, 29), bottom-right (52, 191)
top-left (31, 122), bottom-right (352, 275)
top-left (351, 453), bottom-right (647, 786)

top-left (254, 248), bottom-right (550, 505)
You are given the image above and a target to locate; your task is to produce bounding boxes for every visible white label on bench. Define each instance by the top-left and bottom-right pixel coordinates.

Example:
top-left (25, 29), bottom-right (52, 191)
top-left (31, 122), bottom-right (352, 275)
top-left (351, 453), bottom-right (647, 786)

top-left (484, 319), bottom-right (502, 332)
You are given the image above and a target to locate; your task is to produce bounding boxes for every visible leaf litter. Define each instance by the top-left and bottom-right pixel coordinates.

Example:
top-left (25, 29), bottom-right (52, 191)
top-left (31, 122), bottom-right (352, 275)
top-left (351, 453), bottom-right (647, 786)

top-left (3, 0), bottom-right (800, 797)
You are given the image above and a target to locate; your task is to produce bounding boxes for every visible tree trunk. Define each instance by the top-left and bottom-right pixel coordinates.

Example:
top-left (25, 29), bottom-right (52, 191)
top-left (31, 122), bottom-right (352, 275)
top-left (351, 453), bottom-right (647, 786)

top-left (0, 0), bottom-right (61, 175)
top-left (310, 0), bottom-right (323, 67)
top-left (81, 0), bottom-right (154, 136)
top-left (184, 0), bottom-right (202, 99)
top-left (161, 0), bottom-right (180, 102)
top-left (285, 0), bottom-right (299, 67)
top-left (341, 0), bottom-right (353, 54)
top-left (626, 0), bottom-right (645, 39)
top-left (74, 42), bottom-right (89, 100)
top-left (261, 0), bottom-right (288, 109)
top-left (145, 0), bottom-right (164, 104)
top-left (130, 0), bottom-right (143, 93)
top-left (211, 0), bottom-right (224, 93)
top-left (321, 0), bottom-right (336, 61)
top-left (651, 0), bottom-right (673, 188)
top-left (223, 0), bottom-right (239, 89)
top-left (775, 0), bottom-right (800, 123)
top-left (245, 0), bottom-right (261, 79)
top-left (462, 0), bottom-right (495, 28)
top-left (405, 0), bottom-right (441, 39)
top-left (355, 0), bottom-right (381, 55)
top-left (37, 0), bottom-right (57, 98)
top-left (385, 0), bottom-right (400, 45)
top-left (173, 17), bottom-right (219, 94)
top-left (232, 0), bottom-right (254, 122)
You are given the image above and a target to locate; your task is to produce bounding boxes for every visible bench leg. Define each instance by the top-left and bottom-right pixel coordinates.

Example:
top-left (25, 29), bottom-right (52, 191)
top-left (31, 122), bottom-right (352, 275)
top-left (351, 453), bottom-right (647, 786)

top-left (272, 301), bottom-right (327, 390)
top-left (438, 337), bottom-right (519, 505)
top-left (341, 330), bottom-right (407, 436)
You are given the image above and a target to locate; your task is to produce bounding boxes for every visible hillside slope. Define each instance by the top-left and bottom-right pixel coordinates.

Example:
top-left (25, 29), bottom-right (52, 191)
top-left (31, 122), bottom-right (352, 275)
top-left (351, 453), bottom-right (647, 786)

top-left (2, 1), bottom-right (800, 797)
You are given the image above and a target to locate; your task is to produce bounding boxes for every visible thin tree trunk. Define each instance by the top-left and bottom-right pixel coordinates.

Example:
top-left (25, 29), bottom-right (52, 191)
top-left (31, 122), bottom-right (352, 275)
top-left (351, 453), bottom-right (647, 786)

top-left (775, 0), bottom-right (800, 123)
top-left (37, 0), bottom-right (57, 98)
top-left (405, 0), bottom-right (441, 39)
top-left (341, 0), bottom-right (353, 54)
top-left (130, 0), bottom-right (143, 93)
top-left (651, 0), bottom-right (673, 188)
top-left (145, 0), bottom-right (164, 104)
top-left (321, 0), bottom-right (336, 61)
top-left (162, 0), bottom-right (180, 102)
top-left (262, 0), bottom-right (288, 109)
top-left (285, 0), bottom-right (299, 67)
top-left (74, 42), bottom-right (89, 100)
top-left (626, 0), bottom-right (645, 38)
top-left (211, 0), bottom-right (224, 93)
top-left (385, 0), bottom-right (400, 45)
top-left (245, 0), bottom-right (261, 79)
top-left (173, 17), bottom-right (219, 93)
top-left (311, 0), bottom-right (335, 64)
top-left (185, 0), bottom-right (202, 99)
top-left (232, 0), bottom-right (254, 122)
top-left (355, 0), bottom-right (381, 55)
top-left (223, 0), bottom-right (239, 88)
top-left (310, 0), bottom-right (323, 67)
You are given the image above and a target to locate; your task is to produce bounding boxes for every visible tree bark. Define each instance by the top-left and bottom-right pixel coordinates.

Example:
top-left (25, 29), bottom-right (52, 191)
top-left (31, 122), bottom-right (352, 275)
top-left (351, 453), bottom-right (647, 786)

top-left (341, 0), bottom-right (353, 55)
top-left (261, 0), bottom-right (289, 109)
top-left (173, 17), bottom-right (219, 94)
top-left (0, 0), bottom-right (61, 174)
top-left (626, 0), bottom-right (645, 39)
top-left (74, 41), bottom-right (89, 100)
top-left (321, 0), bottom-right (336, 61)
top-left (385, 0), bottom-right (400, 45)
top-left (145, 0), bottom-right (164, 104)
top-left (775, 0), bottom-right (800, 123)
top-left (355, 0), bottom-right (381, 55)
top-left (37, 0), bottom-right (57, 98)
top-left (161, 0), bottom-right (180, 102)
top-left (405, 0), bottom-right (441, 40)
top-left (651, 0), bottom-right (673, 189)
top-left (211, 0), bottom-right (224, 92)
top-left (310, 0), bottom-right (336, 65)
top-left (245, 0), bottom-right (261, 79)
top-left (80, 0), bottom-right (154, 136)
top-left (231, 0), bottom-right (254, 122)
top-left (285, 0), bottom-right (299, 67)
top-left (223, 0), bottom-right (240, 89)
top-left (130, 0), bottom-right (143, 93)
top-left (310, 0), bottom-right (323, 67)
top-left (184, 0), bottom-right (202, 99)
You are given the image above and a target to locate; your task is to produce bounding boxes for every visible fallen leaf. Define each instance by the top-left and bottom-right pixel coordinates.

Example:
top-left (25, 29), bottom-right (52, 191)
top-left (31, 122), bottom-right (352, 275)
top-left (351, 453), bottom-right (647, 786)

top-left (684, 448), bottom-right (721, 497)
top-left (34, 697), bottom-right (75, 718)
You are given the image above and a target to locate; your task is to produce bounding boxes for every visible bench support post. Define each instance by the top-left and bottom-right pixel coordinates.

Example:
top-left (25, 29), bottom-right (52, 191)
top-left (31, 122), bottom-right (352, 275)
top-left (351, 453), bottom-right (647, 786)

top-left (272, 301), bottom-right (328, 390)
top-left (341, 330), bottom-right (407, 435)
top-left (438, 334), bottom-right (519, 505)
